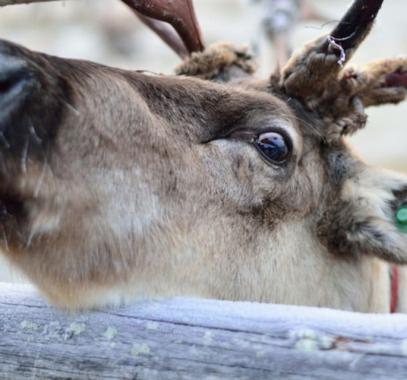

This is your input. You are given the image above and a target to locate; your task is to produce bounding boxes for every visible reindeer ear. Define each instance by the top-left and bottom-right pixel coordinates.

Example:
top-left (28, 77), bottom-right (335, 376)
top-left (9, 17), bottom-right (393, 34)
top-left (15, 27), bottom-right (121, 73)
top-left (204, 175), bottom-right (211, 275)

top-left (318, 167), bottom-right (407, 264)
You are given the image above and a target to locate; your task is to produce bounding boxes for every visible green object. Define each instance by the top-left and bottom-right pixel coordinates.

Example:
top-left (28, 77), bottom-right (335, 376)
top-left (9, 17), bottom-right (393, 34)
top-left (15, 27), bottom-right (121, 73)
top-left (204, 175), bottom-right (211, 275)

top-left (396, 205), bottom-right (407, 233)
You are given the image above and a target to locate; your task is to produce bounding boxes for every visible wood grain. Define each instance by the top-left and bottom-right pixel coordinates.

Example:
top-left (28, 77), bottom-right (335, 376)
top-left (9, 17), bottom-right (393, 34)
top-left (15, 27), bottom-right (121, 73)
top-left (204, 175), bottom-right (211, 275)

top-left (1, 283), bottom-right (407, 379)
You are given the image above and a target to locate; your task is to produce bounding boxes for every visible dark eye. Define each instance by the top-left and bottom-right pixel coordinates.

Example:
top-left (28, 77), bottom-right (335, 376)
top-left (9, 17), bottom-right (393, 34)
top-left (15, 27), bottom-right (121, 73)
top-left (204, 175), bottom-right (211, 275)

top-left (254, 131), bottom-right (291, 164)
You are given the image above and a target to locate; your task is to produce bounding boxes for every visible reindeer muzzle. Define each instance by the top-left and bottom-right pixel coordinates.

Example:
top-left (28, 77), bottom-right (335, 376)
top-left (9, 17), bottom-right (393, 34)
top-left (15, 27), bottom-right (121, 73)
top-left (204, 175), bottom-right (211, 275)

top-left (0, 40), bottom-right (60, 160)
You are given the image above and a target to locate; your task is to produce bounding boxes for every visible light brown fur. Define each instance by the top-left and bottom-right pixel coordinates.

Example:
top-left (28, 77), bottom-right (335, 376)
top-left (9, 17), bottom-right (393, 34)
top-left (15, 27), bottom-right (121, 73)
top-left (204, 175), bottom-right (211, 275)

top-left (0, 0), bottom-right (406, 312)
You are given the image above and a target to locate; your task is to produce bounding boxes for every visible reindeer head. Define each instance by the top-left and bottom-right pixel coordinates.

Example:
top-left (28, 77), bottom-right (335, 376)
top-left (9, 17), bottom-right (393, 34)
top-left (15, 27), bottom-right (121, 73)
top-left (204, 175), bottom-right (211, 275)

top-left (0, 0), bottom-right (406, 310)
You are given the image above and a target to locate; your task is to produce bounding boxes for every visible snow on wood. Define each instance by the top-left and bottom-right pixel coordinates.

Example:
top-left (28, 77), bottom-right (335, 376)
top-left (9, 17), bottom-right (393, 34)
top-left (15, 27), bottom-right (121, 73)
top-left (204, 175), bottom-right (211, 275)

top-left (1, 283), bottom-right (407, 379)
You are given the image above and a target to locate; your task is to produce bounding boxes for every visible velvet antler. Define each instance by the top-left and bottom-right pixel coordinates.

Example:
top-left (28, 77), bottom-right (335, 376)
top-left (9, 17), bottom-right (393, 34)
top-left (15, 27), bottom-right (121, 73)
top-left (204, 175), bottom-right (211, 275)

top-left (341, 58), bottom-right (407, 108)
top-left (280, 0), bottom-right (384, 99)
top-left (274, 0), bottom-right (407, 142)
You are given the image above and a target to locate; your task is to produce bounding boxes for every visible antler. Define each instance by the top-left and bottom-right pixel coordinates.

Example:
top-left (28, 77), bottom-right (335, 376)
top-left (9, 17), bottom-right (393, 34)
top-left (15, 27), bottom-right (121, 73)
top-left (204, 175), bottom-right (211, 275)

top-left (272, 0), bottom-right (404, 142)
top-left (122, 0), bottom-right (204, 57)
top-left (0, 0), bottom-right (255, 81)
top-left (0, 0), bottom-right (203, 58)
top-left (127, 1), bottom-right (256, 81)
top-left (280, 0), bottom-right (384, 100)
top-left (341, 58), bottom-right (407, 107)
top-left (330, 0), bottom-right (383, 51)
top-left (135, 13), bottom-right (189, 58)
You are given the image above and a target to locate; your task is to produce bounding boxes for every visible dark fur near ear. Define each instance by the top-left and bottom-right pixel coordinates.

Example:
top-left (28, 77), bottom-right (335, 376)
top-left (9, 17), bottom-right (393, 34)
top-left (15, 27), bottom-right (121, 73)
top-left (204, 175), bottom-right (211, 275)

top-left (317, 200), bottom-right (407, 264)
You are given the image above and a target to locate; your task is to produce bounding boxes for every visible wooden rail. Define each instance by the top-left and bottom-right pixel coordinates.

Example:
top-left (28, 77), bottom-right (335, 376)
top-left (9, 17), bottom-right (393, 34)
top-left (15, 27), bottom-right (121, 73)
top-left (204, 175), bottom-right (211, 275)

top-left (1, 283), bottom-right (407, 379)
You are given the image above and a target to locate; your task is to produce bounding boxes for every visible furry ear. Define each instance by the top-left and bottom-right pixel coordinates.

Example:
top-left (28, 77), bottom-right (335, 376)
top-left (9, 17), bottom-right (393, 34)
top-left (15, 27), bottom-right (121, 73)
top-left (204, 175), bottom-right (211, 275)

top-left (318, 167), bottom-right (407, 264)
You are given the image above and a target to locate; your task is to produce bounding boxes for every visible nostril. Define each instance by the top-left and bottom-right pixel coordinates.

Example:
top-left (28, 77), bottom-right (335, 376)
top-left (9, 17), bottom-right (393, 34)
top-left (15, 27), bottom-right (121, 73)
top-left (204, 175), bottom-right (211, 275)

top-left (0, 56), bottom-right (33, 116)
top-left (0, 62), bottom-right (30, 92)
top-left (0, 74), bottom-right (21, 93)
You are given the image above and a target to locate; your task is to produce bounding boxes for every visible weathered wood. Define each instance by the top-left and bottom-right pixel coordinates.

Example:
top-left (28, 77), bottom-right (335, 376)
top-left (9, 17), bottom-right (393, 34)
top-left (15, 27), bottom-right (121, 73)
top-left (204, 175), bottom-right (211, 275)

top-left (1, 283), bottom-right (407, 379)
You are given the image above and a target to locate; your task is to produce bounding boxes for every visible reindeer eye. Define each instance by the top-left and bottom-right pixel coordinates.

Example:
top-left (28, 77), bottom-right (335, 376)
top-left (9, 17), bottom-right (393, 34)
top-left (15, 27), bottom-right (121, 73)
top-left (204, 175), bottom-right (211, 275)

top-left (254, 132), bottom-right (290, 164)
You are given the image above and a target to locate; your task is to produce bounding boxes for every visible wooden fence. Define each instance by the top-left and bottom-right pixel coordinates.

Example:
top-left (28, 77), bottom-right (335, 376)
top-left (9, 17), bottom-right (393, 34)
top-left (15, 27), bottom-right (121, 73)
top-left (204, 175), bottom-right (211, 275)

top-left (1, 283), bottom-right (407, 379)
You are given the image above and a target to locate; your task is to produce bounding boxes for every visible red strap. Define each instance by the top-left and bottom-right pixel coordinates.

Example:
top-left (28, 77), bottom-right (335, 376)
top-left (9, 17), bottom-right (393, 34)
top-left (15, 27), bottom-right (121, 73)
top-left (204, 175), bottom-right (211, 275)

top-left (391, 266), bottom-right (399, 313)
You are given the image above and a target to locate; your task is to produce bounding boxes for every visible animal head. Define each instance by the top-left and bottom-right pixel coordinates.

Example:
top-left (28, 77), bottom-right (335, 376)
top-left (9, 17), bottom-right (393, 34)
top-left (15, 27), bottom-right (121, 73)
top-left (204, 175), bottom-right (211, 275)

top-left (0, 0), bottom-right (406, 310)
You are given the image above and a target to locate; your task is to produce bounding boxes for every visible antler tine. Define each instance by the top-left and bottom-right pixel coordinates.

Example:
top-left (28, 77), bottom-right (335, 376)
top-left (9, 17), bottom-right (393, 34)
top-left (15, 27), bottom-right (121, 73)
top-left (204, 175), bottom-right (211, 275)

top-left (330, 0), bottom-right (384, 51)
top-left (0, 0), bottom-right (202, 58)
top-left (135, 13), bottom-right (189, 58)
top-left (122, 0), bottom-right (204, 55)
top-left (280, 0), bottom-right (384, 99)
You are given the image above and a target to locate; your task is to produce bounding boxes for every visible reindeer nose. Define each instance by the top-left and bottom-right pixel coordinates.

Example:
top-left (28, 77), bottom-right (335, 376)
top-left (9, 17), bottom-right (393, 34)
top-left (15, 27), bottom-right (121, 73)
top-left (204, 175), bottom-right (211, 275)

top-left (0, 53), bottom-right (32, 119)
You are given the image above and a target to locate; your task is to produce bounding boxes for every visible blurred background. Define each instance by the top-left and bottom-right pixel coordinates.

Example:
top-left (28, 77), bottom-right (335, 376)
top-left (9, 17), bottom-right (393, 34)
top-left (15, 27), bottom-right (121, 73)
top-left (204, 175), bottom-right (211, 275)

top-left (0, 0), bottom-right (406, 282)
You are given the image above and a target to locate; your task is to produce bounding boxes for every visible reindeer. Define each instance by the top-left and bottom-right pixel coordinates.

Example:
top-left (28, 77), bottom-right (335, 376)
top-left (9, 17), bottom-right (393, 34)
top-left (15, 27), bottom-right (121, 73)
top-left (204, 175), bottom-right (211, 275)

top-left (0, 0), bottom-right (406, 312)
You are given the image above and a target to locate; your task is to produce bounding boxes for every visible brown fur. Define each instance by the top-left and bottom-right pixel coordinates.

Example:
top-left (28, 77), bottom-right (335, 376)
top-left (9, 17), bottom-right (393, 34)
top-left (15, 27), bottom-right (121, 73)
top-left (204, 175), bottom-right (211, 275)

top-left (0, 1), bottom-right (406, 311)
